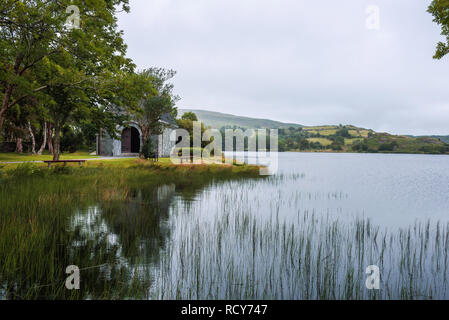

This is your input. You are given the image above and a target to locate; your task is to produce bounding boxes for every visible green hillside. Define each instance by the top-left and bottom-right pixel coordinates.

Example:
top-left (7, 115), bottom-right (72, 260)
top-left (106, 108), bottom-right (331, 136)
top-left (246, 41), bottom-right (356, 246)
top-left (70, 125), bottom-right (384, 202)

top-left (179, 109), bottom-right (303, 129)
top-left (178, 109), bottom-right (449, 155)
top-left (416, 135), bottom-right (449, 144)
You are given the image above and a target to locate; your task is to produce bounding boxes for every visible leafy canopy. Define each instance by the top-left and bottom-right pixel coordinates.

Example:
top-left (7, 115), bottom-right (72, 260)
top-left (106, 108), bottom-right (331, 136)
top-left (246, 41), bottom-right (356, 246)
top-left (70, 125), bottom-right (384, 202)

top-left (428, 0), bottom-right (449, 59)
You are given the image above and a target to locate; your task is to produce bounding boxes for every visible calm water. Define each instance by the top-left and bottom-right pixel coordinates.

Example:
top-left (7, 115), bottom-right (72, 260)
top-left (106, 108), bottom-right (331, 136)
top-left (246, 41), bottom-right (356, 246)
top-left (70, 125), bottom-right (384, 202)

top-left (244, 152), bottom-right (449, 227)
top-left (71, 153), bottom-right (449, 299)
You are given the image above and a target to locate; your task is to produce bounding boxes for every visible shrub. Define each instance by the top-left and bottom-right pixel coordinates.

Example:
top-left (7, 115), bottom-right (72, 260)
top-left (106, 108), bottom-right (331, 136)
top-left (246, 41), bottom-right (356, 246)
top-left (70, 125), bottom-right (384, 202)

top-left (60, 126), bottom-right (84, 153)
top-left (141, 138), bottom-right (156, 159)
top-left (52, 165), bottom-right (72, 175)
top-left (352, 140), bottom-right (368, 152)
top-left (8, 163), bottom-right (45, 178)
top-left (378, 141), bottom-right (398, 152)
top-left (336, 127), bottom-right (351, 138)
top-left (330, 142), bottom-right (343, 151)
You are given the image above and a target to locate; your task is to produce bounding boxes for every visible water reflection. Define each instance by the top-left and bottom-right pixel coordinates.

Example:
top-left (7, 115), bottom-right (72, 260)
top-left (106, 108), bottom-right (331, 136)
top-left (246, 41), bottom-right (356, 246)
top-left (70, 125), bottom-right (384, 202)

top-left (65, 184), bottom-right (177, 299)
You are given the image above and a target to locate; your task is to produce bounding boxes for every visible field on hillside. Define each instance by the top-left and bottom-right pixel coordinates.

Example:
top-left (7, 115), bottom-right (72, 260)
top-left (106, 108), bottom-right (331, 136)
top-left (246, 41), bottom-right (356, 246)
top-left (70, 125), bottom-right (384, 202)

top-left (280, 125), bottom-right (449, 154)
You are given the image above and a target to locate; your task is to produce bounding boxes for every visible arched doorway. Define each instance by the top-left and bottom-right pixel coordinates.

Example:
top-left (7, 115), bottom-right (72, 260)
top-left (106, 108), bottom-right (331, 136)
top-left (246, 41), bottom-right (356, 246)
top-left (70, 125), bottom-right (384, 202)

top-left (121, 127), bottom-right (141, 153)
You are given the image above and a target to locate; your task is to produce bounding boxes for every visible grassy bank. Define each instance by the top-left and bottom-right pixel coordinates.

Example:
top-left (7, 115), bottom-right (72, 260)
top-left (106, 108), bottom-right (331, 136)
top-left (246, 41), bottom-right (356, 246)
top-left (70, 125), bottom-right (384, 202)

top-left (0, 152), bottom-right (99, 162)
top-left (0, 160), bottom-right (262, 299)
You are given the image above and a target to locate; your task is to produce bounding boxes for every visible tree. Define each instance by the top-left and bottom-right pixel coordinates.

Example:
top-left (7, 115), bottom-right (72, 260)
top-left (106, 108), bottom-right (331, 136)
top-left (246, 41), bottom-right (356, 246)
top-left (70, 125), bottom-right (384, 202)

top-left (0, 1), bottom-right (89, 131)
top-left (39, 1), bottom-right (135, 160)
top-left (176, 112), bottom-right (207, 148)
top-left (0, 0), bottom-right (135, 160)
top-left (136, 68), bottom-right (179, 148)
top-left (181, 112), bottom-right (198, 122)
top-left (336, 127), bottom-right (351, 138)
top-left (3, 94), bottom-right (41, 153)
top-left (299, 139), bottom-right (310, 150)
top-left (428, 0), bottom-right (449, 59)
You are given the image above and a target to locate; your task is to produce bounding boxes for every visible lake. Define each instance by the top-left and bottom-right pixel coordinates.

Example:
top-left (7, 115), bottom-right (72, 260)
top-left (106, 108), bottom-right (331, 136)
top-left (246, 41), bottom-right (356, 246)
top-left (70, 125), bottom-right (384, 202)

top-left (243, 152), bottom-right (449, 227)
top-left (62, 152), bottom-right (449, 299)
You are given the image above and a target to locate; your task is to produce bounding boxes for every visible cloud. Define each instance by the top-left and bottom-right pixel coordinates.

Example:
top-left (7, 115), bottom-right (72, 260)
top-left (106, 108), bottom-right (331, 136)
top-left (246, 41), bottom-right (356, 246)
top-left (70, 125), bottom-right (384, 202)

top-left (118, 0), bottom-right (449, 135)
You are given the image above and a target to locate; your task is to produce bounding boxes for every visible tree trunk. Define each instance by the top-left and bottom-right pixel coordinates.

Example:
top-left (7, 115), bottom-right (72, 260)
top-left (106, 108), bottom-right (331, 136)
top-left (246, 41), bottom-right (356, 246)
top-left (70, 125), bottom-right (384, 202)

top-left (37, 122), bottom-right (47, 155)
top-left (27, 122), bottom-right (36, 154)
top-left (47, 124), bottom-right (54, 156)
top-left (53, 125), bottom-right (61, 161)
top-left (98, 128), bottom-right (102, 155)
top-left (0, 85), bottom-right (13, 133)
top-left (139, 121), bottom-right (151, 147)
top-left (0, 55), bottom-right (24, 133)
top-left (15, 137), bottom-right (23, 153)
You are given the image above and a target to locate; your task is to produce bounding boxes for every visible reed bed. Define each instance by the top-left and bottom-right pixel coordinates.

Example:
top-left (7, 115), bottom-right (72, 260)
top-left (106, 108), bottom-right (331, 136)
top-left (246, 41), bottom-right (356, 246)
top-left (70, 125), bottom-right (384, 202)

top-left (0, 161), bottom-right (261, 299)
top-left (154, 208), bottom-right (449, 300)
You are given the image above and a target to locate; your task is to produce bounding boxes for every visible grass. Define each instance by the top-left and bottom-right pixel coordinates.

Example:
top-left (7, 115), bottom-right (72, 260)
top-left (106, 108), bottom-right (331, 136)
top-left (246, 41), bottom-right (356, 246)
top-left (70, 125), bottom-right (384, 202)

top-left (0, 151), bottom-right (99, 162)
top-left (358, 133), bottom-right (449, 154)
top-left (307, 138), bottom-right (333, 146)
top-left (344, 138), bottom-right (362, 145)
top-left (303, 127), bottom-right (337, 136)
top-left (0, 160), bottom-right (263, 299)
top-left (155, 211), bottom-right (449, 299)
top-left (151, 176), bottom-right (449, 300)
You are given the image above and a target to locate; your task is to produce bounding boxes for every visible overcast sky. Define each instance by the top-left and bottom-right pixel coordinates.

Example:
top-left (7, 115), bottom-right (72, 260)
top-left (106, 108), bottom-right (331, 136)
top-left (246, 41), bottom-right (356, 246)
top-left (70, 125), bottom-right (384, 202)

top-left (117, 0), bottom-right (449, 135)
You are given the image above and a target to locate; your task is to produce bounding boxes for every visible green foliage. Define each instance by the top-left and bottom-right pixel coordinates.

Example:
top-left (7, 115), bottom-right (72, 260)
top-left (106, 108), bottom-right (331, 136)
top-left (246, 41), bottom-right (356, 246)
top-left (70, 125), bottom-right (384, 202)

top-left (7, 162), bottom-right (76, 178)
top-left (336, 127), bottom-right (351, 138)
top-left (330, 141), bottom-right (343, 151)
top-left (135, 68), bottom-right (179, 147)
top-left (352, 140), bottom-right (369, 152)
top-left (276, 124), bottom-right (449, 154)
top-left (0, 0), bottom-right (142, 160)
top-left (181, 112), bottom-right (198, 121)
top-left (60, 126), bottom-right (84, 153)
top-left (378, 141), bottom-right (398, 152)
top-left (177, 112), bottom-right (208, 148)
top-left (428, 0), bottom-right (449, 59)
top-left (8, 163), bottom-right (45, 179)
top-left (350, 133), bottom-right (449, 154)
top-left (141, 138), bottom-right (156, 159)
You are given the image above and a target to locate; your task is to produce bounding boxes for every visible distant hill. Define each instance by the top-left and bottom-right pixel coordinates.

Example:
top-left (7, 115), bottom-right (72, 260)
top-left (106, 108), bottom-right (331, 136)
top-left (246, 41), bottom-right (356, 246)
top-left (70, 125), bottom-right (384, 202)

top-left (178, 109), bottom-right (303, 129)
top-left (418, 135), bottom-right (449, 144)
top-left (177, 109), bottom-right (449, 154)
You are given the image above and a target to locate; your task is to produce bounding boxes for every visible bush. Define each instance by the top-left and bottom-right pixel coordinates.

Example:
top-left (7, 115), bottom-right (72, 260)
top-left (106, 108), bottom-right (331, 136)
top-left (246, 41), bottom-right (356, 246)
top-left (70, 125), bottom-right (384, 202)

top-left (336, 127), bottom-right (351, 138)
top-left (60, 126), bottom-right (84, 153)
top-left (352, 141), bottom-right (368, 152)
top-left (52, 165), bottom-right (72, 175)
top-left (8, 163), bottom-right (46, 178)
top-left (141, 138), bottom-right (156, 159)
top-left (378, 142), bottom-right (398, 152)
top-left (330, 142), bottom-right (343, 151)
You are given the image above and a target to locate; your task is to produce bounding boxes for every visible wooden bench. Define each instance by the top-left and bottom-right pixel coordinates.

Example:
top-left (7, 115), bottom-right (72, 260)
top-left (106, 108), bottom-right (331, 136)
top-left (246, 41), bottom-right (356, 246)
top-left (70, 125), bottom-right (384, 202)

top-left (43, 160), bottom-right (87, 168)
